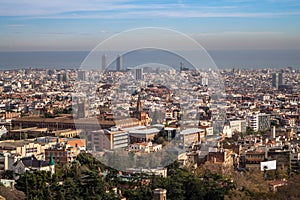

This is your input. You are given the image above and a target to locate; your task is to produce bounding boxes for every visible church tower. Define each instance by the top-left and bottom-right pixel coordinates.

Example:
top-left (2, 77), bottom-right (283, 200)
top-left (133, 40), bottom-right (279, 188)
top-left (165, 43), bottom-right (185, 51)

top-left (137, 94), bottom-right (142, 114)
top-left (131, 93), bottom-right (149, 125)
top-left (48, 154), bottom-right (55, 175)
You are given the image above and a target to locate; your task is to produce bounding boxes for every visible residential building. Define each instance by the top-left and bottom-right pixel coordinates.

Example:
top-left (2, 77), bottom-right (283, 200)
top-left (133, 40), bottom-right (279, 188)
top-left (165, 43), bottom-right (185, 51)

top-left (13, 156), bottom-right (54, 175)
top-left (129, 128), bottom-right (160, 143)
top-left (179, 128), bottom-right (205, 146)
top-left (248, 113), bottom-right (270, 132)
top-left (87, 129), bottom-right (129, 150)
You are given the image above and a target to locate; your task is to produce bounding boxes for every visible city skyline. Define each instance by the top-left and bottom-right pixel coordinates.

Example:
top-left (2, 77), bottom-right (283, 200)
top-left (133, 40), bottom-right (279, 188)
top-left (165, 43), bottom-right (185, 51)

top-left (1, 1), bottom-right (300, 198)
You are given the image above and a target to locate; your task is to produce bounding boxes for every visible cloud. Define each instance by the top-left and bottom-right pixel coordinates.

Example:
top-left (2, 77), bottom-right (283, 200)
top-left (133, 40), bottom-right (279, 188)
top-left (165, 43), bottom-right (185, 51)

top-left (1, 0), bottom-right (299, 19)
top-left (7, 24), bottom-right (25, 27)
top-left (190, 31), bottom-right (285, 37)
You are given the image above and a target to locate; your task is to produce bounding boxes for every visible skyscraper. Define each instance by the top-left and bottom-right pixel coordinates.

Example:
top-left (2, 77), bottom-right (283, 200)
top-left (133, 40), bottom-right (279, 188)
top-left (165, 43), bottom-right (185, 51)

top-left (272, 72), bottom-right (285, 88)
top-left (57, 73), bottom-right (68, 82)
top-left (57, 73), bottom-right (64, 82)
top-left (102, 54), bottom-right (107, 71)
top-left (77, 99), bottom-right (89, 118)
top-left (135, 68), bottom-right (143, 80)
top-left (78, 70), bottom-right (87, 81)
top-left (279, 72), bottom-right (285, 85)
top-left (116, 54), bottom-right (123, 71)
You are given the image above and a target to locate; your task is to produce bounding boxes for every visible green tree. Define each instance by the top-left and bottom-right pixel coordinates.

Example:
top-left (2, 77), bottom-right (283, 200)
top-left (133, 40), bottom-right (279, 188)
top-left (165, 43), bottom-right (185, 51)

top-left (1, 170), bottom-right (14, 179)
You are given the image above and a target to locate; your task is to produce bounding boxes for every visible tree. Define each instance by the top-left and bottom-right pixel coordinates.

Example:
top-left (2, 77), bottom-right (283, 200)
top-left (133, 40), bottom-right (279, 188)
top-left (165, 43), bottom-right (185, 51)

top-left (16, 171), bottom-right (59, 200)
top-left (246, 127), bottom-right (255, 136)
top-left (275, 173), bottom-right (300, 200)
top-left (1, 170), bottom-right (14, 179)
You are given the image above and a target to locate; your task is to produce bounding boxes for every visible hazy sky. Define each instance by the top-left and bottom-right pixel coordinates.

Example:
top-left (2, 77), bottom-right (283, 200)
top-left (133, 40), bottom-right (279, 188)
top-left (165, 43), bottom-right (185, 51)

top-left (1, 0), bottom-right (300, 51)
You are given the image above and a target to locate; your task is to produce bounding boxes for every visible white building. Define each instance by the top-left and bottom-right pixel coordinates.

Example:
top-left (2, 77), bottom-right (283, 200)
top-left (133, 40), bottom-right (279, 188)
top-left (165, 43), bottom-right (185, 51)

top-left (230, 120), bottom-right (247, 133)
top-left (128, 141), bottom-right (162, 153)
top-left (223, 125), bottom-right (232, 138)
top-left (247, 113), bottom-right (270, 132)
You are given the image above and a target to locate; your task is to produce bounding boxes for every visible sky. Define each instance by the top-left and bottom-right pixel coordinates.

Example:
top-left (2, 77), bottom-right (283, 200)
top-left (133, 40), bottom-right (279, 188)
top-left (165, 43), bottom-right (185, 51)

top-left (0, 0), bottom-right (300, 51)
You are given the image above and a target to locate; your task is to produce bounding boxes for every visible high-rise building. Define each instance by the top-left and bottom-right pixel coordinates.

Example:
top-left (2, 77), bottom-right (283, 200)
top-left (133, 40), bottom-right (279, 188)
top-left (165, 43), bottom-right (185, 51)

top-left (248, 113), bottom-right (270, 132)
top-left (272, 73), bottom-right (277, 88)
top-left (57, 73), bottom-right (68, 82)
top-left (272, 72), bottom-right (285, 88)
top-left (102, 54), bottom-right (107, 71)
top-left (116, 54), bottom-right (123, 71)
top-left (57, 73), bottom-right (64, 82)
top-left (62, 73), bottom-right (68, 82)
top-left (47, 69), bottom-right (55, 76)
top-left (78, 70), bottom-right (87, 81)
top-left (87, 129), bottom-right (129, 150)
top-left (135, 68), bottom-right (143, 80)
top-left (77, 99), bottom-right (89, 118)
top-left (201, 77), bottom-right (209, 86)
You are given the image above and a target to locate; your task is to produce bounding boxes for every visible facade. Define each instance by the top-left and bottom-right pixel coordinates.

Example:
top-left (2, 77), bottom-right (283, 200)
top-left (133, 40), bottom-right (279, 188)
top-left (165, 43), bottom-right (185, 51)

top-left (272, 72), bottom-right (285, 89)
top-left (44, 138), bottom-right (85, 166)
top-left (291, 152), bottom-right (300, 171)
top-left (0, 140), bottom-right (44, 157)
top-left (230, 120), bottom-right (247, 133)
top-left (153, 188), bottom-right (167, 200)
top-left (223, 125), bottom-right (232, 138)
top-left (206, 149), bottom-right (234, 174)
top-left (179, 128), bottom-right (205, 146)
top-left (248, 113), bottom-right (270, 132)
top-left (77, 99), bottom-right (89, 118)
top-left (125, 167), bottom-right (167, 178)
top-left (102, 54), bottom-right (107, 71)
top-left (207, 149), bottom-right (233, 166)
top-left (57, 73), bottom-right (68, 82)
top-left (45, 147), bottom-right (77, 166)
top-left (53, 129), bottom-right (82, 138)
top-left (268, 150), bottom-right (291, 169)
top-left (13, 156), bottom-right (54, 175)
top-left (201, 77), bottom-right (208, 86)
top-left (87, 129), bottom-right (129, 150)
top-left (282, 118), bottom-right (296, 127)
top-left (12, 116), bottom-right (141, 131)
top-left (0, 152), bottom-right (17, 173)
top-left (245, 151), bottom-right (266, 164)
top-left (116, 54), bottom-right (123, 71)
top-left (135, 68), bottom-right (143, 80)
top-left (78, 70), bottom-right (87, 81)
top-left (129, 128), bottom-right (160, 143)
top-left (128, 141), bottom-right (162, 153)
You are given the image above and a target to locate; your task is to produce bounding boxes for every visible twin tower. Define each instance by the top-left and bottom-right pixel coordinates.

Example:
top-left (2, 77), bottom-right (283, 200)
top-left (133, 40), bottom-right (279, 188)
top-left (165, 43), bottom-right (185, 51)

top-left (101, 54), bottom-right (122, 71)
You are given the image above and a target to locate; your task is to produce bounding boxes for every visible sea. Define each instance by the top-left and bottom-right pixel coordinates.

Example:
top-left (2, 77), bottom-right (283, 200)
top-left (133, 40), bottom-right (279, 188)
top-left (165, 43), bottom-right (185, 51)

top-left (0, 49), bottom-right (299, 70)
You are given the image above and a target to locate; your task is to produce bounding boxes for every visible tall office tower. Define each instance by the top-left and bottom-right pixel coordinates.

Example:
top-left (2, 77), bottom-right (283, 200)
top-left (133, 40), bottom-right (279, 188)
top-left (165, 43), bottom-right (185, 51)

top-left (62, 73), bottom-right (68, 82)
top-left (272, 72), bottom-right (285, 88)
top-left (78, 70), bottom-right (87, 81)
top-left (272, 73), bottom-right (277, 88)
top-left (201, 77), bottom-right (209, 86)
top-left (102, 54), bottom-right (107, 71)
top-left (57, 73), bottom-right (64, 82)
top-left (278, 72), bottom-right (285, 85)
top-left (135, 68), bottom-right (143, 80)
top-left (116, 54), bottom-right (123, 71)
top-left (77, 99), bottom-right (89, 118)
top-left (47, 69), bottom-right (55, 76)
